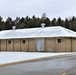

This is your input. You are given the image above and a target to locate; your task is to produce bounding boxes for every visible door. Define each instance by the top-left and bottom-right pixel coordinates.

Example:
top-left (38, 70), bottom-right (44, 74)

top-left (36, 38), bottom-right (44, 51)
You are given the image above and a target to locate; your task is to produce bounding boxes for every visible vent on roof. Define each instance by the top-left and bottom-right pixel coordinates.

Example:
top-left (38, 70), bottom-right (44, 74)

top-left (12, 26), bottom-right (16, 30)
top-left (41, 23), bottom-right (45, 28)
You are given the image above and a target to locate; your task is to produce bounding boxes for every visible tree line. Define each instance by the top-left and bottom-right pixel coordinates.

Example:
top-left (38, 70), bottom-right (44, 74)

top-left (0, 13), bottom-right (76, 31)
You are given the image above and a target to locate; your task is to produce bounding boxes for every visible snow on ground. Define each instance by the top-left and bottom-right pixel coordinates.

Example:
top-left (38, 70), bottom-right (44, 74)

top-left (0, 52), bottom-right (73, 65)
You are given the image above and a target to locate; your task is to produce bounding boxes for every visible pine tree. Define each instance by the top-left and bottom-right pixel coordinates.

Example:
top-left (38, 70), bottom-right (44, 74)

top-left (5, 17), bottom-right (13, 30)
top-left (56, 17), bottom-right (64, 26)
top-left (51, 18), bottom-right (56, 26)
top-left (64, 18), bottom-right (69, 28)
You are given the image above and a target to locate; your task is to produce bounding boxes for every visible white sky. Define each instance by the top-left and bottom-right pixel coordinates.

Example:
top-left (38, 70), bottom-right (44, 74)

top-left (0, 0), bottom-right (76, 20)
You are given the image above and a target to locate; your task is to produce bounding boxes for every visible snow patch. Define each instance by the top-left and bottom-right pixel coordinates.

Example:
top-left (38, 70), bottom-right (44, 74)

top-left (0, 52), bottom-right (72, 65)
top-left (0, 26), bottom-right (76, 39)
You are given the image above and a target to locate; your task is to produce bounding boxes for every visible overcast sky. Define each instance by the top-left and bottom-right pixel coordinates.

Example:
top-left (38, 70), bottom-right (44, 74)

top-left (0, 0), bottom-right (76, 20)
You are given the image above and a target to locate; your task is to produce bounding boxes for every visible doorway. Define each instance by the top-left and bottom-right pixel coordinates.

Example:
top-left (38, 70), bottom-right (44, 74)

top-left (36, 38), bottom-right (45, 51)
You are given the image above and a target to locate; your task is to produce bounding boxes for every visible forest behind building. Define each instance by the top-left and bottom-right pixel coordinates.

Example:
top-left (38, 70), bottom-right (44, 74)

top-left (0, 13), bottom-right (76, 31)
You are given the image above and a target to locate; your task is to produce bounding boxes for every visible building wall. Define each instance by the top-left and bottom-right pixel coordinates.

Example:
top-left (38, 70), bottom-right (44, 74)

top-left (7, 40), bottom-right (14, 51)
top-left (72, 38), bottom-right (76, 52)
top-left (13, 39), bottom-right (21, 51)
top-left (28, 38), bottom-right (36, 52)
top-left (55, 37), bottom-right (71, 52)
top-left (1, 39), bottom-right (7, 51)
top-left (56, 38), bottom-right (64, 52)
top-left (21, 39), bottom-right (28, 52)
top-left (0, 37), bottom-right (76, 52)
top-left (45, 37), bottom-right (72, 52)
top-left (65, 38), bottom-right (71, 52)
top-left (45, 38), bottom-right (55, 52)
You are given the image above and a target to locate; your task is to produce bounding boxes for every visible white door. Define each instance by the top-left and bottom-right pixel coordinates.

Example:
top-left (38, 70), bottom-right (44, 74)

top-left (36, 38), bottom-right (44, 51)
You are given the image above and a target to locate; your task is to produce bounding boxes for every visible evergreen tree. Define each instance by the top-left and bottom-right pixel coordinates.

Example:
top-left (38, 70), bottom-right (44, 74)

top-left (17, 17), bottom-right (25, 29)
top-left (51, 18), bottom-right (56, 26)
top-left (0, 16), bottom-right (6, 30)
top-left (56, 17), bottom-right (64, 26)
top-left (43, 18), bottom-right (51, 27)
top-left (5, 17), bottom-right (13, 30)
top-left (64, 18), bottom-right (69, 28)
top-left (71, 16), bottom-right (76, 31)
top-left (0, 15), bottom-right (76, 31)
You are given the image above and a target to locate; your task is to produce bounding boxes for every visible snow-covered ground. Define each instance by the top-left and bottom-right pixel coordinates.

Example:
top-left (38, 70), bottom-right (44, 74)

top-left (0, 52), bottom-right (73, 65)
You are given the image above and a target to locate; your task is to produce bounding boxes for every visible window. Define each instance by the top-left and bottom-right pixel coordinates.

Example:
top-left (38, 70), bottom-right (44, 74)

top-left (8, 40), bottom-right (11, 44)
top-left (57, 39), bottom-right (61, 43)
top-left (23, 40), bottom-right (26, 43)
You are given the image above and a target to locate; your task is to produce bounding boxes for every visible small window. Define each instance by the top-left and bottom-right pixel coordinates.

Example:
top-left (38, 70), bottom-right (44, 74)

top-left (57, 39), bottom-right (61, 43)
top-left (23, 40), bottom-right (26, 43)
top-left (8, 40), bottom-right (11, 44)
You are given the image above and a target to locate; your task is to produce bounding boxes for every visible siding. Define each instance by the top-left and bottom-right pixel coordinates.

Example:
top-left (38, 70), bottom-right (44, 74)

top-left (72, 38), bottom-right (76, 52)
top-left (55, 38), bottom-right (71, 52)
top-left (29, 38), bottom-right (36, 52)
top-left (7, 40), bottom-right (14, 51)
top-left (1, 40), bottom-right (7, 51)
top-left (65, 38), bottom-right (71, 52)
top-left (21, 39), bottom-right (28, 52)
top-left (13, 39), bottom-right (21, 51)
top-left (45, 38), bottom-right (55, 52)
top-left (0, 37), bottom-right (76, 52)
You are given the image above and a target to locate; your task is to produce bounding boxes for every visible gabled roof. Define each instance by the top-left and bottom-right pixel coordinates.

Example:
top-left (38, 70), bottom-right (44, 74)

top-left (0, 26), bottom-right (76, 39)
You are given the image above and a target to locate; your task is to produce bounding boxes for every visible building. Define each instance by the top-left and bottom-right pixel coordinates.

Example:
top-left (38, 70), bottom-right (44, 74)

top-left (0, 26), bottom-right (76, 52)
